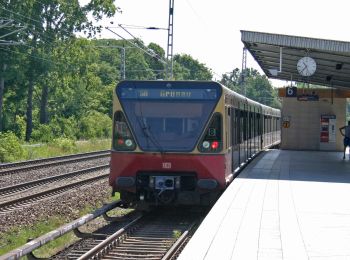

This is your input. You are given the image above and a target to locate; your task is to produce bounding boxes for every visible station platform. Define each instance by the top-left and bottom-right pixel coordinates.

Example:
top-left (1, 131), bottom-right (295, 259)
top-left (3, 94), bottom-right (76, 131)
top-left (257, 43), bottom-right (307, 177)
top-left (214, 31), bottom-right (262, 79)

top-left (179, 149), bottom-right (350, 260)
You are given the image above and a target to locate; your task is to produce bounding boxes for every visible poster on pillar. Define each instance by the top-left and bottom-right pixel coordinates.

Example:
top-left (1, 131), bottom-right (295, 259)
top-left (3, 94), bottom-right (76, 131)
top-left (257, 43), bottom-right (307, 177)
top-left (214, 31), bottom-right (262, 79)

top-left (320, 115), bottom-right (336, 150)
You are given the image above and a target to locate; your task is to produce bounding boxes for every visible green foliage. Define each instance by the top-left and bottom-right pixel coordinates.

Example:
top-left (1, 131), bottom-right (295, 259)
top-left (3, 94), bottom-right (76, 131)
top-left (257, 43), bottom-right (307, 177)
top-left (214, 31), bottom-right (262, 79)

top-left (0, 132), bottom-right (24, 162)
top-left (220, 68), bottom-right (281, 109)
top-left (31, 117), bottom-right (78, 142)
top-left (31, 124), bottom-right (56, 143)
top-left (52, 137), bottom-right (76, 153)
top-left (22, 139), bottom-right (110, 161)
top-left (13, 115), bottom-right (26, 141)
top-left (0, 0), bottom-right (280, 144)
top-left (173, 54), bottom-right (212, 80)
top-left (0, 216), bottom-right (75, 257)
top-left (173, 229), bottom-right (182, 239)
top-left (78, 111), bottom-right (112, 139)
top-left (0, 198), bottom-right (120, 256)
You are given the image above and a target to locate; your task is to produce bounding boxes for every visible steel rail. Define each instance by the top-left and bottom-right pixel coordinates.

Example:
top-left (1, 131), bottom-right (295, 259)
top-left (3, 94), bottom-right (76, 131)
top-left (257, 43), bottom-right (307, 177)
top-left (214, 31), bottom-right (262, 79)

top-left (0, 200), bottom-right (123, 260)
top-left (0, 150), bottom-right (110, 175)
top-left (0, 164), bottom-right (109, 198)
top-left (71, 211), bottom-right (202, 260)
top-left (76, 215), bottom-right (144, 260)
top-left (161, 221), bottom-right (197, 260)
top-left (0, 171), bottom-right (109, 213)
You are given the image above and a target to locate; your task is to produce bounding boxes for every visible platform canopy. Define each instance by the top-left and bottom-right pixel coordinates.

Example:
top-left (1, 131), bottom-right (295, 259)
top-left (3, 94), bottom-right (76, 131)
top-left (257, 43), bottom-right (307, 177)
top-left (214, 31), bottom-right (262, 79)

top-left (241, 30), bottom-right (350, 89)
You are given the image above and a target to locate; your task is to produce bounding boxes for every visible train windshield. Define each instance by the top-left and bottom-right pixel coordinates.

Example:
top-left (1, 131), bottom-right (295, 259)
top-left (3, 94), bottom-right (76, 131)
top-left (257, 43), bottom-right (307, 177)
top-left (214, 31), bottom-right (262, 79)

top-left (117, 82), bottom-right (222, 152)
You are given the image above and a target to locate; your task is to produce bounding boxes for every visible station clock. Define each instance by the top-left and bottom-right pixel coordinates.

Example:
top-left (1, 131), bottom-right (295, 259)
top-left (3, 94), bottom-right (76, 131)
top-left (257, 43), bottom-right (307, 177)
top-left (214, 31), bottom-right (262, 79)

top-left (297, 56), bottom-right (317, 77)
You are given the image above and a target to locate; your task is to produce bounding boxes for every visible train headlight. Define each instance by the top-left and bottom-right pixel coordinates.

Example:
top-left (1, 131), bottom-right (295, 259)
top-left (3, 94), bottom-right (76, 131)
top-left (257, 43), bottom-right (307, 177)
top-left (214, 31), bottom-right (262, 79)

top-left (202, 141), bottom-right (210, 149)
top-left (125, 139), bottom-right (133, 147)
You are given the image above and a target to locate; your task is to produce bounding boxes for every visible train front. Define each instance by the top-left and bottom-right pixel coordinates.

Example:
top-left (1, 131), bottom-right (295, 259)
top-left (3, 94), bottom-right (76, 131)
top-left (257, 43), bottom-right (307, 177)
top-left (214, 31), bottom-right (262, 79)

top-left (110, 80), bottom-right (225, 207)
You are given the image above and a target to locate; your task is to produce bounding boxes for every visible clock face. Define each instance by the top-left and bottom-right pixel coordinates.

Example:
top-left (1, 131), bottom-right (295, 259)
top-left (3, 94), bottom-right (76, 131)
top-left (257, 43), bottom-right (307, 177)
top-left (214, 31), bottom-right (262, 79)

top-left (297, 57), bottom-right (317, 76)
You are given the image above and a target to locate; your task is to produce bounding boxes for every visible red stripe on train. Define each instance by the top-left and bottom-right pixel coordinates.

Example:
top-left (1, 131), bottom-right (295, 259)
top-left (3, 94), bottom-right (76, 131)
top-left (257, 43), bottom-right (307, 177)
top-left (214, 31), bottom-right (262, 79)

top-left (109, 152), bottom-right (226, 188)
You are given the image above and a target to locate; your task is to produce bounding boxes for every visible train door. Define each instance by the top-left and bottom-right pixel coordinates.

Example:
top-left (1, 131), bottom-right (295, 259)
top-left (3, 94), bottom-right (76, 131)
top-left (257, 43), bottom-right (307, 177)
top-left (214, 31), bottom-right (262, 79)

top-left (240, 108), bottom-right (247, 164)
top-left (271, 116), bottom-right (274, 144)
top-left (226, 106), bottom-right (232, 174)
top-left (260, 113), bottom-right (263, 150)
top-left (252, 110), bottom-right (255, 155)
top-left (245, 107), bottom-right (248, 160)
top-left (258, 109), bottom-right (262, 150)
top-left (253, 109), bottom-right (257, 155)
top-left (263, 114), bottom-right (266, 148)
top-left (231, 108), bottom-right (239, 171)
top-left (272, 116), bottom-right (276, 144)
top-left (248, 108), bottom-right (252, 158)
top-left (235, 108), bottom-right (241, 167)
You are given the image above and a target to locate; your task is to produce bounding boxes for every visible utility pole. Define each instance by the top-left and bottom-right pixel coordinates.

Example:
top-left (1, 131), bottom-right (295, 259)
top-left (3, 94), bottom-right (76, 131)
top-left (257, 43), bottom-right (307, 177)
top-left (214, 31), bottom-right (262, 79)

top-left (241, 47), bottom-right (247, 95)
top-left (166, 0), bottom-right (174, 79)
top-left (93, 45), bottom-right (131, 80)
top-left (120, 47), bottom-right (126, 79)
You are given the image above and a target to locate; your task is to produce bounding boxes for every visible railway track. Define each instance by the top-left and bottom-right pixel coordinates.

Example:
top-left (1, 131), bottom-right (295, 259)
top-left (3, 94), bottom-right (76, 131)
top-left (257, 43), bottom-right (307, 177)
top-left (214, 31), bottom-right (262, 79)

top-left (1, 201), bottom-right (131, 259)
top-left (0, 164), bottom-right (109, 199)
top-left (56, 208), bottom-right (203, 260)
top-left (0, 169), bottom-right (109, 214)
top-left (0, 150), bottom-right (110, 175)
top-left (1, 201), bottom-right (204, 260)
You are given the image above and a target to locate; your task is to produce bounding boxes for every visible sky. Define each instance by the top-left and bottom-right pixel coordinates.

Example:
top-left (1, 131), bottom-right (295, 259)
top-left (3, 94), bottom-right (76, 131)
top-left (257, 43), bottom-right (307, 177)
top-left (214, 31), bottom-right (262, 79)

top-left (86, 0), bottom-right (350, 87)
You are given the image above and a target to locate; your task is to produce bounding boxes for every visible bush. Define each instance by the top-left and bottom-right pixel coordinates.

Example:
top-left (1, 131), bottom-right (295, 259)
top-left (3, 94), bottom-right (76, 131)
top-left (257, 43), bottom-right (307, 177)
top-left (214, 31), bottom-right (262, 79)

top-left (31, 124), bottom-right (55, 143)
top-left (78, 112), bottom-right (112, 139)
top-left (14, 115), bottom-right (26, 141)
top-left (52, 137), bottom-right (76, 153)
top-left (0, 132), bottom-right (24, 162)
top-left (31, 117), bottom-right (78, 143)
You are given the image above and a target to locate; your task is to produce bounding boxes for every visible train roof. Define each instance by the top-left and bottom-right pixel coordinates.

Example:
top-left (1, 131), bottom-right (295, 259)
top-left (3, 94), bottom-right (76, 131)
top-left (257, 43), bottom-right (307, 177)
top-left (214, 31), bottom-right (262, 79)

top-left (115, 80), bottom-right (280, 116)
top-left (219, 82), bottom-right (280, 115)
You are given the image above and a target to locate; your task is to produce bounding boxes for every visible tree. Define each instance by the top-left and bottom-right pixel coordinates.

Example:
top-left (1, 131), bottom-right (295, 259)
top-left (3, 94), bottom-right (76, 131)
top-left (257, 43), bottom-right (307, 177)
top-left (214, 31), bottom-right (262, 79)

top-left (1, 0), bottom-right (117, 141)
top-left (173, 54), bottom-right (212, 80)
top-left (220, 68), bottom-right (281, 108)
top-left (146, 43), bottom-right (166, 79)
top-left (0, 64), bottom-right (7, 132)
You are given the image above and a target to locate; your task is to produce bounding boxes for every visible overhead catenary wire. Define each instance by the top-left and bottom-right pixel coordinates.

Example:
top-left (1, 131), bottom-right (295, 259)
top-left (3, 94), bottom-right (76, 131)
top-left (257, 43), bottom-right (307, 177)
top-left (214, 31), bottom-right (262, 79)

top-left (0, 4), bottom-right (88, 43)
top-left (0, 3), bottom-right (168, 79)
top-left (0, 25), bottom-right (26, 40)
top-left (0, 46), bottom-right (63, 67)
top-left (114, 24), bottom-right (168, 31)
top-left (105, 26), bottom-right (167, 65)
top-left (0, 10), bottom-right (66, 45)
top-left (0, 18), bottom-right (26, 45)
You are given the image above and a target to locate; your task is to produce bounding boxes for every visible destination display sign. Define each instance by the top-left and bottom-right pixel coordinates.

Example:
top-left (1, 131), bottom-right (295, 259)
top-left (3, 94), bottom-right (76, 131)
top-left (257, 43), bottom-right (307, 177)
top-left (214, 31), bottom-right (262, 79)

top-left (118, 87), bottom-right (219, 100)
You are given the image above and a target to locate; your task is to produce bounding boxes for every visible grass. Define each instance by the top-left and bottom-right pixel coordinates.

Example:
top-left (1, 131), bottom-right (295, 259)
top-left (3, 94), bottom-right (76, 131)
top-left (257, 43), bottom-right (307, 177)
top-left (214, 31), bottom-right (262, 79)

top-left (173, 229), bottom-right (182, 239)
top-left (0, 216), bottom-right (73, 257)
top-left (0, 138), bottom-right (114, 256)
top-left (22, 139), bottom-right (111, 161)
top-left (0, 193), bottom-right (121, 257)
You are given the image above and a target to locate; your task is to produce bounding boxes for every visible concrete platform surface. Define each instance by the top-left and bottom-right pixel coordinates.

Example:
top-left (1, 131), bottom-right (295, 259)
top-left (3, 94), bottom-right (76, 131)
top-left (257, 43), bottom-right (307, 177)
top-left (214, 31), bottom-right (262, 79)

top-left (179, 149), bottom-right (350, 260)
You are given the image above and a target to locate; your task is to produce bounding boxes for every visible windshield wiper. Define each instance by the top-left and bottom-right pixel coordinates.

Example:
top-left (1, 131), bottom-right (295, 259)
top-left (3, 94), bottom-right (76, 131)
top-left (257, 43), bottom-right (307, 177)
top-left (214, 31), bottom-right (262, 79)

top-left (138, 119), bottom-right (164, 153)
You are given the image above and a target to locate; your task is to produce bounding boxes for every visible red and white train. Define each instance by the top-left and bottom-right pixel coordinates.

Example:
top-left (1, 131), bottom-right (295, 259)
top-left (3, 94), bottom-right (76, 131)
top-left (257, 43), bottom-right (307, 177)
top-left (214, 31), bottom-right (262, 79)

top-left (110, 80), bottom-right (280, 208)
